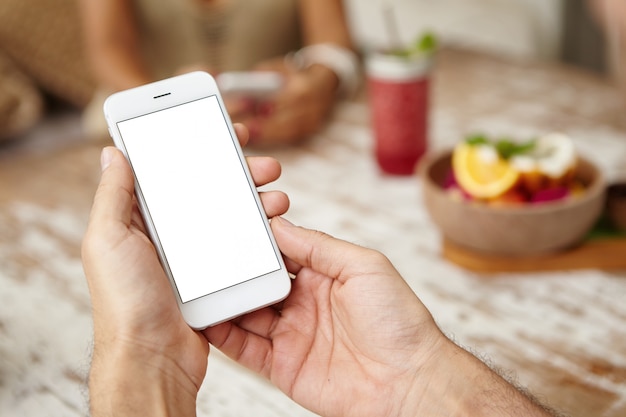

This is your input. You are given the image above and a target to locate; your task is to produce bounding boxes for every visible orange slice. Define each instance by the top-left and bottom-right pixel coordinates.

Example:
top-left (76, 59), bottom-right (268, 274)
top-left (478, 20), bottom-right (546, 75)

top-left (452, 142), bottom-right (520, 199)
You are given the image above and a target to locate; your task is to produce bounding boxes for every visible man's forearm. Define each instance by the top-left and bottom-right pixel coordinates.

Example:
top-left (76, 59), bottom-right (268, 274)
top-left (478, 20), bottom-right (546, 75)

top-left (406, 340), bottom-right (563, 417)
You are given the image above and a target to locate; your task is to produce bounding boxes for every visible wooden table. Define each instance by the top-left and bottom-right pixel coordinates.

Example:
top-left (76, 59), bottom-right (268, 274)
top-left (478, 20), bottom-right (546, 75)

top-left (1, 47), bottom-right (625, 417)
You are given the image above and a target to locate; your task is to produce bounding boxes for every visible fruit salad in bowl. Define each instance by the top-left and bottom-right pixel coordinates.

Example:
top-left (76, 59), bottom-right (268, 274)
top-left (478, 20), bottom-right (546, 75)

top-left (448, 133), bottom-right (585, 206)
top-left (419, 133), bottom-right (606, 256)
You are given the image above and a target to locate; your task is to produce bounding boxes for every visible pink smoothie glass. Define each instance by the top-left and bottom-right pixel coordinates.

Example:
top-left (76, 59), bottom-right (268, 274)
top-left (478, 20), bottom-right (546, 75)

top-left (366, 53), bottom-right (432, 175)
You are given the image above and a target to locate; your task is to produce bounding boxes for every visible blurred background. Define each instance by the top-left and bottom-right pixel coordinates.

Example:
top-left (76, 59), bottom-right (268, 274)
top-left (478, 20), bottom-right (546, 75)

top-left (1, 2), bottom-right (625, 416)
top-left (0, 0), bottom-right (621, 146)
top-left (345, 0), bottom-right (622, 78)
top-left (347, 0), bottom-right (565, 61)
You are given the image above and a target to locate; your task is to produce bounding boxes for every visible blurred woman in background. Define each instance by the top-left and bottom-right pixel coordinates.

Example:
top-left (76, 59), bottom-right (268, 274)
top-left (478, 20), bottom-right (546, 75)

top-left (78, 0), bottom-right (360, 147)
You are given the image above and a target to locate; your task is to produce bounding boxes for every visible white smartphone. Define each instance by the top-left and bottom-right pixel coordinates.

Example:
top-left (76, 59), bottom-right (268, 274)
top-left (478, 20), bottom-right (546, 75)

top-left (103, 71), bottom-right (291, 329)
top-left (216, 71), bottom-right (284, 98)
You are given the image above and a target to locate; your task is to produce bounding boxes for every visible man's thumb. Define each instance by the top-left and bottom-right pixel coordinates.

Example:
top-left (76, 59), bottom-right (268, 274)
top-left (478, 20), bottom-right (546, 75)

top-left (271, 216), bottom-right (371, 283)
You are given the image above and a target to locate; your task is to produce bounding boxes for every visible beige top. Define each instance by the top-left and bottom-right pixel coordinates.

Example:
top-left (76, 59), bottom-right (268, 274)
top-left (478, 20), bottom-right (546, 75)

top-left (134, 0), bottom-right (301, 76)
top-left (83, 0), bottom-right (301, 138)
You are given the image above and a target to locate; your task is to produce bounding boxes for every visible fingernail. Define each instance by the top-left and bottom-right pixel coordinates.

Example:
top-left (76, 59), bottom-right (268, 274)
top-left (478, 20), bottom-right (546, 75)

top-left (100, 147), bottom-right (114, 172)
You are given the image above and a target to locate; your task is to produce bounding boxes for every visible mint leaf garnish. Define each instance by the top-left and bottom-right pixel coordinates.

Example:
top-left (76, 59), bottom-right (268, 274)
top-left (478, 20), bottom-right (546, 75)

top-left (417, 33), bottom-right (437, 54)
top-left (465, 134), bottom-right (536, 159)
top-left (465, 134), bottom-right (489, 146)
top-left (499, 139), bottom-right (536, 159)
top-left (391, 32), bottom-right (438, 59)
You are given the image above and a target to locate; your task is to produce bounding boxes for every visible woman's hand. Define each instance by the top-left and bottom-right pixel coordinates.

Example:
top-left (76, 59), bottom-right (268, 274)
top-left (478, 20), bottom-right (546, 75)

top-left (226, 58), bottom-right (339, 147)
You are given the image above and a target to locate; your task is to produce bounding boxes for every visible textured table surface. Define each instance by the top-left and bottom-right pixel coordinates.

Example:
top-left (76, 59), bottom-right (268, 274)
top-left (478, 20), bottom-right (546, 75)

top-left (1, 48), bottom-right (625, 416)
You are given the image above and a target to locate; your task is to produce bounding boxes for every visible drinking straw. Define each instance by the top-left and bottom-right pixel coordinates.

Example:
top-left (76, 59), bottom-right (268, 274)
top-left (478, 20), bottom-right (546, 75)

top-left (382, 0), bottom-right (402, 50)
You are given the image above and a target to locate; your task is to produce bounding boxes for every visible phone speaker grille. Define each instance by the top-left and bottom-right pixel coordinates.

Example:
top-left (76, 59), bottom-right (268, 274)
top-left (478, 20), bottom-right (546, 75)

top-left (153, 92), bottom-right (171, 99)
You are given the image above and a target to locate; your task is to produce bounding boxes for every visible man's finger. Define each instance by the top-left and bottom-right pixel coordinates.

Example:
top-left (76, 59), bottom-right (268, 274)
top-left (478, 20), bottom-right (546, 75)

top-left (246, 156), bottom-right (282, 187)
top-left (259, 191), bottom-right (289, 219)
top-left (270, 217), bottom-right (384, 284)
top-left (88, 147), bottom-right (136, 228)
top-left (233, 123), bottom-right (249, 147)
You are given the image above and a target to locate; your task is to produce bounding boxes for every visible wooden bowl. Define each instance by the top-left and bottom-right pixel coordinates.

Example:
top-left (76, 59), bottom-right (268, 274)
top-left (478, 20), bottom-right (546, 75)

top-left (419, 150), bottom-right (607, 256)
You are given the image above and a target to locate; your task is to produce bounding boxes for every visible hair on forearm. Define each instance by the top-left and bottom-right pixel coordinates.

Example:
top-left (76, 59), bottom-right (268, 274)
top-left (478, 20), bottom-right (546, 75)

top-left (446, 333), bottom-right (570, 417)
top-left (82, 338), bottom-right (95, 416)
top-left (485, 360), bottom-right (569, 417)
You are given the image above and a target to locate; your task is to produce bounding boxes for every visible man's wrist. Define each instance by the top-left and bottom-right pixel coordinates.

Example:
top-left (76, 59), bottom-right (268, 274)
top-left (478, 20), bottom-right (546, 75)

top-left (402, 338), bottom-right (559, 417)
top-left (89, 344), bottom-right (198, 417)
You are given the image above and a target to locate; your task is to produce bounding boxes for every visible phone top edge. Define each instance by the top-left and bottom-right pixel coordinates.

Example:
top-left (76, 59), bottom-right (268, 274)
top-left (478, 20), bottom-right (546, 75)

top-left (103, 71), bottom-right (219, 121)
top-left (105, 71), bottom-right (214, 98)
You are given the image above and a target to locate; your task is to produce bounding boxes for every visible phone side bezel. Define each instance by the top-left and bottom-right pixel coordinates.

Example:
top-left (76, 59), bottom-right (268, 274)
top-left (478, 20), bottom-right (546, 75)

top-left (103, 71), bottom-right (291, 329)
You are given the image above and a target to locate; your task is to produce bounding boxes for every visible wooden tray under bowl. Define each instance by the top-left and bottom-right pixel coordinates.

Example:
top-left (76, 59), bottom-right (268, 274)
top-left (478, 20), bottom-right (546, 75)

top-left (442, 221), bottom-right (626, 273)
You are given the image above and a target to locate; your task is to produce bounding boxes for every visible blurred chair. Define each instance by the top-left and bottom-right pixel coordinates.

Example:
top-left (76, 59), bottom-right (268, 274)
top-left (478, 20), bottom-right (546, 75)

top-left (0, 0), bottom-right (94, 141)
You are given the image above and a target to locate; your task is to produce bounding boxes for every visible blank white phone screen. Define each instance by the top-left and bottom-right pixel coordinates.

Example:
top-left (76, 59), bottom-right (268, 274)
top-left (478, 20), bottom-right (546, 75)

top-left (117, 95), bottom-right (280, 303)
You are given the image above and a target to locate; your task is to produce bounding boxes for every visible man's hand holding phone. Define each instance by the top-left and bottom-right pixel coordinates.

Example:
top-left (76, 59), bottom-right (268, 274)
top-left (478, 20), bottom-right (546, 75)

top-left (82, 124), bottom-right (289, 417)
top-left (83, 131), bottom-right (437, 417)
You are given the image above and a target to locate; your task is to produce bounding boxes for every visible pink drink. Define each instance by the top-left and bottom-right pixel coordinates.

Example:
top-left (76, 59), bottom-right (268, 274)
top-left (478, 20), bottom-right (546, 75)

top-left (367, 54), bottom-right (431, 175)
